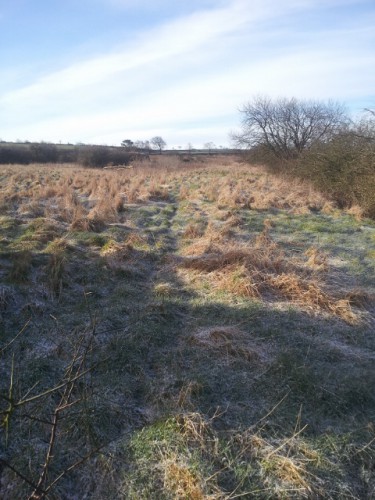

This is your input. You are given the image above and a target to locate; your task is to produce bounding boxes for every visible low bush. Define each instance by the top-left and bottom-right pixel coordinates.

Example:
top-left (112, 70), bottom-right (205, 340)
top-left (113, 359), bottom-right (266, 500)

top-left (295, 126), bottom-right (375, 217)
top-left (261, 114), bottom-right (375, 218)
top-left (78, 146), bottom-right (133, 168)
top-left (78, 145), bottom-right (110, 168)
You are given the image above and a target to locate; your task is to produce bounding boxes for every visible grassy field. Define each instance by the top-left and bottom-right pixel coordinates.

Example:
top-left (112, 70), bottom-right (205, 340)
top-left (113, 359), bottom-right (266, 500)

top-left (0, 156), bottom-right (374, 498)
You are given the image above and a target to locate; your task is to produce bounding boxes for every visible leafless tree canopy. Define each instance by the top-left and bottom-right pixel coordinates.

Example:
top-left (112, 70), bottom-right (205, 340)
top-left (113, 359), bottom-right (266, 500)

top-left (232, 96), bottom-right (348, 159)
top-left (150, 136), bottom-right (166, 152)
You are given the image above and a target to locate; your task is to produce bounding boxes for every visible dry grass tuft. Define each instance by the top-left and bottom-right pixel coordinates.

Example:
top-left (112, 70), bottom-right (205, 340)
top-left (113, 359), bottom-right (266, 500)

top-left (181, 236), bottom-right (284, 275)
top-left (69, 206), bottom-right (90, 231)
top-left (346, 204), bottom-right (365, 221)
top-left (114, 193), bottom-right (126, 213)
top-left (89, 203), bottom-right (118, 225)
top-left (270, 273), bottom-right (357, 323)
top-left (180, 230), bottom-right (360, 323)
top-left (100, 240), bottom-right (133, 261)
top-left (178, 184), bottom-right (190, 201)
top-left (154, 282), bottom-right (175, 298)
top-left (182, 222), bottom-right (206, 240)
top-left (223, 214), bottom-right (243, 228)
top-left (181, 248), bottom-right (250, 273)
top-left (177, 381), bottom-right (204, 409)
top-left (162, 457), bottom-right (205, 500)
top-left (305, 247), bottom-right (328, 271)
top-left (213, 264), bottom-right (261, 298)
top-left (175, 412), bottom-right (212, 449)
top-left (231, 429), bottom-right (322, 497)
top-left (321, 201), bottom-right (336, 214)
top-left (180, 238), bottom-right (219, 257)
top-left (254, 219), bottom-right (276, 249)
top-left (204, 221), bottom-right (233, 242)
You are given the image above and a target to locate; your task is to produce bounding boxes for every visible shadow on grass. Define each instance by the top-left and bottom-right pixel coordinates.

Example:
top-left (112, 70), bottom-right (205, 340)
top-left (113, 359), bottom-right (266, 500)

top-left (1, 207), bottom-right (374, 498)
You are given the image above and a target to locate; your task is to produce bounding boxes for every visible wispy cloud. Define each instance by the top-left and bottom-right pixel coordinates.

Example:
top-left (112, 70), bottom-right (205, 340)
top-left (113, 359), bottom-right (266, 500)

top-left (1, 1), bottom-right (251, 102)
top-left (1, 0), bottom-right (374, 145)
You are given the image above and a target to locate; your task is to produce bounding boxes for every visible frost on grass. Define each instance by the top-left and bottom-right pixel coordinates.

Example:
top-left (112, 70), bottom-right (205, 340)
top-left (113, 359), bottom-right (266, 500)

top-left (0, 159), bottom-right (374, 499)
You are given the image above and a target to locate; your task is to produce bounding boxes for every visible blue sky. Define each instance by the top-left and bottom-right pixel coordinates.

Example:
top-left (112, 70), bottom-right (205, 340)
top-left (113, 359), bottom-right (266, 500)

top-left (0, 0), bottom-right (374, 148)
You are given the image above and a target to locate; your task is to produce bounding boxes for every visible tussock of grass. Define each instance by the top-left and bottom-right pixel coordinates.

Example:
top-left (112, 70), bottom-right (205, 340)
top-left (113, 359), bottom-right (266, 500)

top-left (304, 246), bottom-right (328, 271)
top-left (213, 264), bottom-right (261, 299)
top-left (162, 457), bottom-right (206, 499)
top-left (182, 221), bottom-right (206, 240)
top-left (270, 273), bottom-right (357, 323)
top-left (100, 239), bottom-right (133, 259)
top-left (179, 226), bottom-right (362, 323)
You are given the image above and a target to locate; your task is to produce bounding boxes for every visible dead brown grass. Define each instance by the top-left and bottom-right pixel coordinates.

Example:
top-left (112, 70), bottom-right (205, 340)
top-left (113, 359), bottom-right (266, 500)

top-left (270, 273), bottom-right (357, 323)
top-left (100, 240), bottom-right (133, 261)
top-left (179, 224), bottom-right (360, 323)
top-left (162, 458), bottom-right (205, 500)
top-left (0, 159), bottom-right (338, 230)
top-left (182, 222), bottom-right (206, 240)
top-left (231, 428), bottom-right (324, 497)
top-left (0, 161), bottom-right (369, 328)
top-left (304, 247), bottom-right (328, 272)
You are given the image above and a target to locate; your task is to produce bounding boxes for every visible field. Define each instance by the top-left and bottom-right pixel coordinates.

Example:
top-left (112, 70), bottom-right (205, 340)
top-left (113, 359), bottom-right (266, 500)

top-left (0, 156), bottom-right (374, 499)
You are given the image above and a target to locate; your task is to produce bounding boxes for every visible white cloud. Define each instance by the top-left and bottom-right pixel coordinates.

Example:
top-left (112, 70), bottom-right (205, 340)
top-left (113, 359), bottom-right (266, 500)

top-left (1, 1), bottom-right (249, 103)
top-left (1, 0), bottom-right (374, 146)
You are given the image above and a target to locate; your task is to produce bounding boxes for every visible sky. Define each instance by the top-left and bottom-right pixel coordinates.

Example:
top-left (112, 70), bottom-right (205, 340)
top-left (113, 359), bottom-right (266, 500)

top-left (0, 0), bottom-right (374, 148)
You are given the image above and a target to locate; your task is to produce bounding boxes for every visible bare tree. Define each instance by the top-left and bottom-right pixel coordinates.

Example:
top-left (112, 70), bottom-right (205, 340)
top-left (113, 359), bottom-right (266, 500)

top-left (232, 96), bottom-right (348, 160)
top-left (150, 136), bottom-right (166, 154)
top-left (204, 142), bottom-right (216, 154)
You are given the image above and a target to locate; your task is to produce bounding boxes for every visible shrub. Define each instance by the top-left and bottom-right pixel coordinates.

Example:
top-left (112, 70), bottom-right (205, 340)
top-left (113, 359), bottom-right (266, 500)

top-left (78, 146), bottom-right (132, 168)
top-left (0, 145), bottom-right (31, 164)
top-left (78, 145), bottom-right (110, 168)
top-left (295, 127), bottom-right (375, 216)
top-left (30, 143), bottom-right (58, 163)
top-left (107, 148), bottom-right (133, 166)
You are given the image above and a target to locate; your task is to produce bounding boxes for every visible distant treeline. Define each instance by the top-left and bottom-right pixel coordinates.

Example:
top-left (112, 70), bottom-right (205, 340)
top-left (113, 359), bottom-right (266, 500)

top-left (0, 142), bottom-right (239, 167)
top-left (0, 143), bottom-right (134, 167)
top-left (163, 148), bottom-right (239, 155)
